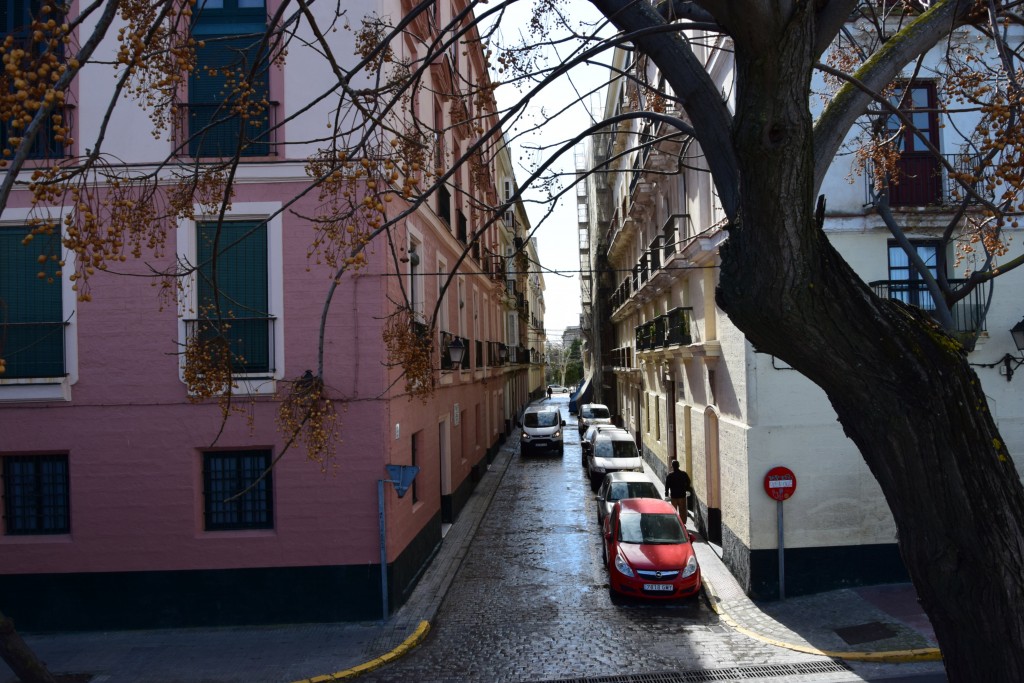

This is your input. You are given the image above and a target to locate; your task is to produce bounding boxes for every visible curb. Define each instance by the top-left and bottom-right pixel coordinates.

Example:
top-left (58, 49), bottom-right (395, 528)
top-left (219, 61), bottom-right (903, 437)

top-left (290, 620), bottom-right (431, 683)
top-left (701, 576), bottom-right (943, 664)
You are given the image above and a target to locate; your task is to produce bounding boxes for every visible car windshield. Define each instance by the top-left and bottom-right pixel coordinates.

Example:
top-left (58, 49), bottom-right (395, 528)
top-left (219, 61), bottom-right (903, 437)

top-left (594, 440), bottom-right (639, 458)
top-left (524, 411), bottom-right (559, 428)
top-left (586, 407), bottom-right (610, 420)
top-left (619, 512), bottom-right (686, 544)
top-left (608, 482), bottom-right (659, 502)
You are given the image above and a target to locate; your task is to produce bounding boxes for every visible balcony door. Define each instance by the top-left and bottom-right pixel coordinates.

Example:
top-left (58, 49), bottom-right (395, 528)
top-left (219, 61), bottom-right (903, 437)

top-left (886, 82), bottom-right (942, 206)
top-left (888, 241), bottom-right (941, 312)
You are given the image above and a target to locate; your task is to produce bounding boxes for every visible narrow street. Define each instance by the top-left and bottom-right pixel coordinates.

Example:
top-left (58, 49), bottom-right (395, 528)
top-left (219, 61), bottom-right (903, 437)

top-left (359, 396), bottom-right (830, 682)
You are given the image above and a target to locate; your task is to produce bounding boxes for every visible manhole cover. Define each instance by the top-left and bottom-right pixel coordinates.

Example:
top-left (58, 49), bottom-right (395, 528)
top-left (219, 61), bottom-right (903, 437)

top-left (834, 620), bottom-right (897, 645)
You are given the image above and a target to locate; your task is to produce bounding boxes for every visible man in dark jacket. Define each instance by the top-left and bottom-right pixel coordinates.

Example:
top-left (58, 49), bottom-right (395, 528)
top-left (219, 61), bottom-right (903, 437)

top-left (665, 459), bottom-right (691, 520)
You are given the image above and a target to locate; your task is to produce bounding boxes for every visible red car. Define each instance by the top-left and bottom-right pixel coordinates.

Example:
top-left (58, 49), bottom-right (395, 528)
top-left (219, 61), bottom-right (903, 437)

top-left (602, 498), bottom-right (701, 599)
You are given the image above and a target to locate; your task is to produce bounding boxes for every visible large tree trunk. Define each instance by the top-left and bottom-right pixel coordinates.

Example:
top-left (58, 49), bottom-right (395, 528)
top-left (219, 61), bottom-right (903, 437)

top-left (0, 610), bottom-right (56, 683)
top-left (714, 7), bottom-right (1024, 681)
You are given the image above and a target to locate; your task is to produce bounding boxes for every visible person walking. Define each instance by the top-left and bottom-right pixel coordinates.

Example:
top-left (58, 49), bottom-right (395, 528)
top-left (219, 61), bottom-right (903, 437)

top-left (546, 386), bottom-right (552, 401)
top-left (665, 459), bottom-right (690, 520)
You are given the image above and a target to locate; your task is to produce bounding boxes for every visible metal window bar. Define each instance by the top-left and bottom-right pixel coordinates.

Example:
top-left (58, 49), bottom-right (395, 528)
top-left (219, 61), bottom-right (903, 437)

top-left (2, 455), bottom-right (70, 535)
top-left (438, 185), bottom-right (452, 227)
top-left (184, 317), bottom-right (276, 375)
top-left (864, 154), bottom-right (995, 207)
top-left (0, 321), bottom-right (69, 378)
top-left (203, 450), bottom-right (273, 531)
top-left (440, 330), bottom-right (454, 370)
top-left (666, 307), bottom-right (694, 345)
top-left (460, 336), bottom-right (471, 370)
top-left (869, 279), bottom-right (987, 333)
top-left (475, 339), bottom-right (483, 368)
top-left (182, 101), bottom-right (278, 158)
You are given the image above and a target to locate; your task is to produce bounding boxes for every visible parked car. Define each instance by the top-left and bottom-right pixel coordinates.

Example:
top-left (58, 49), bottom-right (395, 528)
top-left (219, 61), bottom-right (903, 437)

top-left (602, 498), bottom-right (701, 600)
top-left (517, 405), bottom-right (565, 456)
top-left (587, 431), bottom-right (644, 489)
top-left (546, 384), bottom-right (568, 394)
top-left (595, 472), bottom-right (662, 526)
top-left (582, 424), bottom-right (629, 466)
top-left (578, 403), bottom-right (612, 436)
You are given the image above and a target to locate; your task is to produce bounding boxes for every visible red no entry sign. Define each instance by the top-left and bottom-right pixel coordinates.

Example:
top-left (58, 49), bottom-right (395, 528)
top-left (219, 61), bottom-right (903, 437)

top-left (764, 466), bottom-right (797, 501)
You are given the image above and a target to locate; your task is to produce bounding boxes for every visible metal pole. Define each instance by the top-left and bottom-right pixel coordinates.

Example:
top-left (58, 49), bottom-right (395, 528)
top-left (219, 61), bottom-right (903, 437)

top-left (378, 479), bottom-right (388, 620)
top-left (777, 499), bottom-right (785, 600)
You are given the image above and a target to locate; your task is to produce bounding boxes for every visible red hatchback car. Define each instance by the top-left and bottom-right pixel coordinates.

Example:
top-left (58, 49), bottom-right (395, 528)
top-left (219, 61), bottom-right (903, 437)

top-left (602, 498), bottom-right (701, 599)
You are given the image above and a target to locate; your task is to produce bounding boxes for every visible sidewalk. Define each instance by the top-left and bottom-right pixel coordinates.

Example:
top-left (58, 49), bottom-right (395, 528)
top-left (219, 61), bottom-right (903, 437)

top-left (3, 425), bottom-right (946, 683)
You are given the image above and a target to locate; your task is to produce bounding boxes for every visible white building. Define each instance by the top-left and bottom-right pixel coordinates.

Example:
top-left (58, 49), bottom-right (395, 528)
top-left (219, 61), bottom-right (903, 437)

top-left (586, 23), bottom-right (1024, 598)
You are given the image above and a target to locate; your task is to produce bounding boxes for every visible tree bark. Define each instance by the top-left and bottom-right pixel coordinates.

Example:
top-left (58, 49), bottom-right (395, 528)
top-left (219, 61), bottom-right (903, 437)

top-left (715, 7), bottom-right (1024, 681)
top-left (0, 610), bottom-right (56, 683)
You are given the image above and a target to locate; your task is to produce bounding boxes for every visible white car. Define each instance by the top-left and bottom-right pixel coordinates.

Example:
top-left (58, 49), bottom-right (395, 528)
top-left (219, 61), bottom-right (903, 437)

top-left (587, 431), bottom-right (644, 490)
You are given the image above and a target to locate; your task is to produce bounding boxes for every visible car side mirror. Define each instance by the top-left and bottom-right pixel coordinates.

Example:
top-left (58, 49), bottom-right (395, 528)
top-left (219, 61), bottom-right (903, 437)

top-left (515, 419), bottom-right (522, 428)
top-left (688, 531), bottom-right (698, 543)
top-left (595, 495), bottom-right (604, 503)
top-left (561, 419), bottom-right (566, 427)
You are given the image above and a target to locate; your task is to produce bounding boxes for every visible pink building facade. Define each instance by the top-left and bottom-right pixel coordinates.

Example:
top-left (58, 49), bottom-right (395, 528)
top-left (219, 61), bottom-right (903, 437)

top-left (0, 0), bottom-right (543, 629)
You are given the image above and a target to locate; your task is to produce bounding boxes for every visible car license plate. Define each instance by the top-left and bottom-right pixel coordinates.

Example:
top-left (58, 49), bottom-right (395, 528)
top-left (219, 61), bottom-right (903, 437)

top-left (643, 583), bottom-right (674, 592)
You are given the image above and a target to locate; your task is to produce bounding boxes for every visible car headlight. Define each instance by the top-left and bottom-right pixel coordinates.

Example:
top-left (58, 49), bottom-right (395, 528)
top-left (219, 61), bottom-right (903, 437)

top-left (681, 554), bottom-right (698, 578)
top-left (613, 553), bottom-right (635, 578)
top-left (521, 432), bottom-right (529, 440)
top-left (553, 430), bottom-right (561, 438)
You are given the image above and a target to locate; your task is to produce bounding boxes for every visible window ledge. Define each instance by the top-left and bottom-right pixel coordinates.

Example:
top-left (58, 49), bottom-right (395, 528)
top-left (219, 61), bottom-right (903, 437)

top-left (0, 378), bottom-right (71, 402)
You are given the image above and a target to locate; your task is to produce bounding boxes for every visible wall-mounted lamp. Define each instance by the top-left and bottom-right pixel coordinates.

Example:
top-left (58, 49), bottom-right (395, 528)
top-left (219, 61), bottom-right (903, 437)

top-left (447, 337), bottom-right (466, 366)
top-left (1002, 318), bottom-right (1024, 382)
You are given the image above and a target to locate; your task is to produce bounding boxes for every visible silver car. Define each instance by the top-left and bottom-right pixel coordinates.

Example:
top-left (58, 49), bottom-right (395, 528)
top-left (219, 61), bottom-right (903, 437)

top-left (582, 424), bottom-right (629, 466)
top-left (595, 471), bottom-right (662, 526)
top-left (578, 403), bottom-right (612, 436)
top-left (587, 431), bottom-right (644, 490)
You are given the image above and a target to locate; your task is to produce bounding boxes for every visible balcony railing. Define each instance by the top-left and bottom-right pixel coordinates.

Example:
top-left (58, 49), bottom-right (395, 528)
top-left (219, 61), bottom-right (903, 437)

top-left (635, 307), bottom-right (693, 351)
top-left (185, 317), bottom-right (276, 374)
top-left (180, 102), bottom-right (279, 158)
top-left (475, 339), bottom-right (484, 369)
top-left (865, 153), bottom-right (995, 207)
top-left (0, 321), bottom-right (68, 378)
top-left (662, 213), bottom-right (692, 260)
top-left (607, 345), bottom-right (633, 369)
top-left (869, 279), bottom-right (988, 334)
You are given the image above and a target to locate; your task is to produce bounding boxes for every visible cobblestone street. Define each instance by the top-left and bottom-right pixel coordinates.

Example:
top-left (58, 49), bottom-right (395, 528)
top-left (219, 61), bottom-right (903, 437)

top-left (359, 401), bottom-right (837, 682)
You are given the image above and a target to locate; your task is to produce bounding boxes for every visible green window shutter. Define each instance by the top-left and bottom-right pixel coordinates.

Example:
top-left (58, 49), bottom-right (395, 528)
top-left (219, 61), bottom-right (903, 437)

top-left (0, 227), bottom-right (64, 378)
top-left (196, 221), bottom-right (270, 373)
top-left (189, 26), bottom-right (271, 157)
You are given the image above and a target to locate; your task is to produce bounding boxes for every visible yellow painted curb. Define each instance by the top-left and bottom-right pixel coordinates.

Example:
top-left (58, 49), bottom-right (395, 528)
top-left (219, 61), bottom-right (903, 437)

top-left (291, 620), bottom-right (431, 683)
top-left (702, 578), bottom-right (943, 664)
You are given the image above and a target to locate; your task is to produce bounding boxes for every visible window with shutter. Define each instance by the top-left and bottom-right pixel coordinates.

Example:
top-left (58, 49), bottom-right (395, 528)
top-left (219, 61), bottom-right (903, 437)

top-left (0, 226), bottom-right (65, 378)
top-left (188, 0), bottom-right (271, 157)
top-left (194, 221), bottom-right (272, 374)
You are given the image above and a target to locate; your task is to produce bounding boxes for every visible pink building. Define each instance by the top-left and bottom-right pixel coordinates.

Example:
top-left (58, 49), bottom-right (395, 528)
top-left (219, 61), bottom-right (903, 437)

top-left (0, 0), bottom-right (543, 629)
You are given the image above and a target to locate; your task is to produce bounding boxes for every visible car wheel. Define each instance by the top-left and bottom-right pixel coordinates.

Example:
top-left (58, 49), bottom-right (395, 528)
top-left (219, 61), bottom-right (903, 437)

top-left (601, 541), bottom-right (608, 565)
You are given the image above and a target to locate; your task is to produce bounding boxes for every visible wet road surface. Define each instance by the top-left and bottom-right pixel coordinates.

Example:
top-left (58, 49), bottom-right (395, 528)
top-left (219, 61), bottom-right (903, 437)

top-left (360, 397), bottom-right (829, 682)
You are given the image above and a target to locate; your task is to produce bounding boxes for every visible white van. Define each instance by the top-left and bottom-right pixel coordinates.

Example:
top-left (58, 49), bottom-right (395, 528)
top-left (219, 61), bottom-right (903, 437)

top-left (518, 405), bottom-right (566, 456)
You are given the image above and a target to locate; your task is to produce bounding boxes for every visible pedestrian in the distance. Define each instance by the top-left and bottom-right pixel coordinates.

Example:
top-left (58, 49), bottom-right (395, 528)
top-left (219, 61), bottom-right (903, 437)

top-left (665, 459), bottom-right (690, 520)
top-left (547, 386), bottom-right (552, 401)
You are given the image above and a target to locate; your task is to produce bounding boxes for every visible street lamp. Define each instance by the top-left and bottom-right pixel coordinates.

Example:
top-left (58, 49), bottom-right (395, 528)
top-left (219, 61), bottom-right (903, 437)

top-left (447, 337), bottom-right (466, 366)
top-left (1003, 318), bottom-right (1024, 382)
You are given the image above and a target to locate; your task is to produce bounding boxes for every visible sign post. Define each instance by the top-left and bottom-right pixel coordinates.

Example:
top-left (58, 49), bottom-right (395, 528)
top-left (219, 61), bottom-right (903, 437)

top-left (763, 466), bottom-right (797, 600)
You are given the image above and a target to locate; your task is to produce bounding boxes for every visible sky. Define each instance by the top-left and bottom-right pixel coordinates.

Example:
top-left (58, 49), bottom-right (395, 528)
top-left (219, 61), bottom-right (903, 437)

top-left (486, 2), bottom-right (610, 342)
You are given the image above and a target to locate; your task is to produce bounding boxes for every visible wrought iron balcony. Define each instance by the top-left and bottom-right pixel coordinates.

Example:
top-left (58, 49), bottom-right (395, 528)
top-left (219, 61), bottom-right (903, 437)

top-left (869, 279), bottom-right (988, 334)
top-left (635, 307), bottom-right (693, 351)
top-left (185, 317), bottom-right (276, 374)
top-left (865, 153), bottom-right (995, 207)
